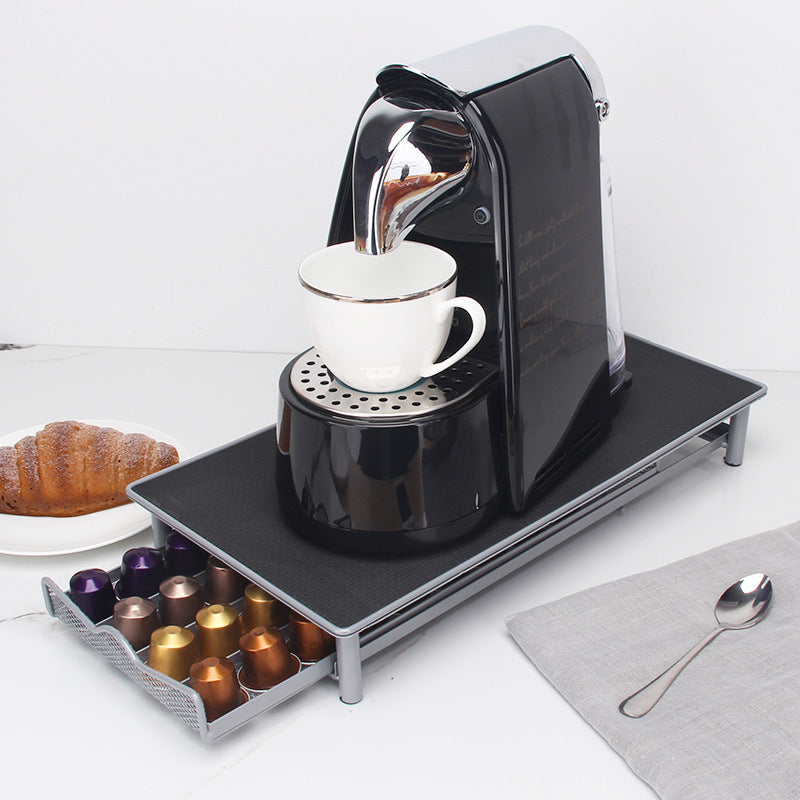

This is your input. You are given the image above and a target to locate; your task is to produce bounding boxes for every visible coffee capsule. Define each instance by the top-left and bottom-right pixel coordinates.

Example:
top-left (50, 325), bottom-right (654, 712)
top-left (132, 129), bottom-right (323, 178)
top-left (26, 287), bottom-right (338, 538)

top-left (159, 575), bottom-right (205, 627)
top-left (195, 604), bottom-right (243, 658)
top-left (241, 584), bottom-right (288, 631)
top-left (119, 547), bottom-right (166, 598)
top-left (205, 556), bottom-right (246, 605)
top-left (113, 596), bottom-right (160, 650)
top-left (239, 626), bottom-right (300, 691)
top-left (69, 568), bottom-right (117, 623)
top-left (165, 531), bottom-right (206, 577)
top-left (288, 611), bottom-right (335, 663)
top-left (189, 656), bottom-right (243, 722)
top-left (147, 625), bottom-right (198, 682)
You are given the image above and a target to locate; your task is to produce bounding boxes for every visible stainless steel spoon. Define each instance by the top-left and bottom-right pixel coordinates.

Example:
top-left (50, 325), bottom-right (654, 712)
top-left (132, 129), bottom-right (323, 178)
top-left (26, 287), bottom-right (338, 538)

top-left (619, 572), bottom-right (772, 718)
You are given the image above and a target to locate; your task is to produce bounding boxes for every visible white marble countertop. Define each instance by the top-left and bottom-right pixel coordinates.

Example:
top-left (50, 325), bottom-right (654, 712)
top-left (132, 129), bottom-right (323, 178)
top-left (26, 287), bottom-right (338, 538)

top-left (1, 344), bottom-right (797, 799)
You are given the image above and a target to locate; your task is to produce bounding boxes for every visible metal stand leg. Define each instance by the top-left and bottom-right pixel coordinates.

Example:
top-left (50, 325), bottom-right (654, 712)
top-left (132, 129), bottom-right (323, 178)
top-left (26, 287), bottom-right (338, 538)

top-left (335, 633), bottom-right (363, 704)
top-left (725, 407), bottom-right (750, 466)
top-left (151, 515), bottom-right (170, 548)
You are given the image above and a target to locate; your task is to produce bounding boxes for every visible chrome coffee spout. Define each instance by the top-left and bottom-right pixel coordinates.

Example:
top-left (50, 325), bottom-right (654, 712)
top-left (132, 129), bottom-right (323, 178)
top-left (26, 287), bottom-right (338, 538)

top-left (352, 94), bottom-right (474, 254)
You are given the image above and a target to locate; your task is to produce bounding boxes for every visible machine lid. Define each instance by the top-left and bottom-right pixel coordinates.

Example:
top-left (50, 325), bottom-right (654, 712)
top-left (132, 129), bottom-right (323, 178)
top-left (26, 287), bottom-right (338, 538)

top-left (378, 25), bottom-right (609, 118)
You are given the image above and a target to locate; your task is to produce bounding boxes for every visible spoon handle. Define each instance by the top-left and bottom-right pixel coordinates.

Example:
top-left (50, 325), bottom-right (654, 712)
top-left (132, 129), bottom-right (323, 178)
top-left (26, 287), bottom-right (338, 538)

top-left (619, 627), bottom-right (722, 718)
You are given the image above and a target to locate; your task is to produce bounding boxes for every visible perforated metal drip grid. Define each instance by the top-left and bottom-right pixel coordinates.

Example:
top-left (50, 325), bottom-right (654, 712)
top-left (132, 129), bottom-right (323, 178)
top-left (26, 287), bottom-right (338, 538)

top-left (290, 349), bottom-right (496, 419)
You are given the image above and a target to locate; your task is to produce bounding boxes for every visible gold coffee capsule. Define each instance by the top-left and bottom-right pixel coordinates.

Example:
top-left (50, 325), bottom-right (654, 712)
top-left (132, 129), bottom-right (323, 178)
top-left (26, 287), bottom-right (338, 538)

top-left (113, 596), bottom-right (160, 651)
top-left (189, 656), bottom-right (243, 722)
top-left (205, 557), bottom-right (246, 605)
top-left (159, 575), bottom-right (205, 627)
top-left (195, 604), bottom-right (243, 658)
top-left (147, 625), bottom-right (198, 682)
top-left (241, 584), bottom-right (288, 631)
top-left (288, 611), bottom-right (335, 663)
top-left (239, 626), bottom-right (300, 691)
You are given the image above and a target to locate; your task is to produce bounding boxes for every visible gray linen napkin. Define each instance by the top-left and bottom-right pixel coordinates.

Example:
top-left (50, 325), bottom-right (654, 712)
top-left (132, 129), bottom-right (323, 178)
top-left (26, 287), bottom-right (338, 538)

top-left (506, 522), bottom-right (800, 800)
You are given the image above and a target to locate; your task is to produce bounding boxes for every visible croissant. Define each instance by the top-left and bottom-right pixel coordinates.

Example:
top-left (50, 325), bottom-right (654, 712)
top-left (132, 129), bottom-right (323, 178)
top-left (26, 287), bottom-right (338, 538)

top-left (0, 421), bottom-right (180, 517)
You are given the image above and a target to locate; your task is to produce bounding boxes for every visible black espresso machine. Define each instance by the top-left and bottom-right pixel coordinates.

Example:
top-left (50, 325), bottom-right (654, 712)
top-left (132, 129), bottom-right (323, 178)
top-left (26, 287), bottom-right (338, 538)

top-left (276, 27), bottom-right (630, 554)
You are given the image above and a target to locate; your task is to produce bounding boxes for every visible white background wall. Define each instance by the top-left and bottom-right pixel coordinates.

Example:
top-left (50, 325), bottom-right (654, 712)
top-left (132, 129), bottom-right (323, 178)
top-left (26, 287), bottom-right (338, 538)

top-left (2, 1), bottom-right (798, 370)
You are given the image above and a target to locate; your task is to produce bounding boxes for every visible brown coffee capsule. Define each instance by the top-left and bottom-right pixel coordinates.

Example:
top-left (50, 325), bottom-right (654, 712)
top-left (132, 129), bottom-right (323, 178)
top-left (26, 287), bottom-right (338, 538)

top-left (147, 625), bottom-right (198, 682)
top-left (113, 596), bottom-right (160, 651)
top-left (205, 556), bottom-right (246, 605)
top-left (241, 584), bottom-right (288, 631)
top-left (189, 656), bottom-right (243, 722)
top-left (195, 604), bottom-right (243, 658)
top-left (288, 611), bottom-right (335, 663)
top-left (159, 575), bottom-right (205, 627)
top-left (239, 626), bottom-right (300, 691)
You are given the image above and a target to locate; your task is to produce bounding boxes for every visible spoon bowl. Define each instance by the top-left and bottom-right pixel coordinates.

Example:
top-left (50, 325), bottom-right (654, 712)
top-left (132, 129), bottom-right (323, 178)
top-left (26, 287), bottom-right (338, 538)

top-left (715, 572), bottom-right (772, 628)
top-left (619, 572), bottom-right (772, 718)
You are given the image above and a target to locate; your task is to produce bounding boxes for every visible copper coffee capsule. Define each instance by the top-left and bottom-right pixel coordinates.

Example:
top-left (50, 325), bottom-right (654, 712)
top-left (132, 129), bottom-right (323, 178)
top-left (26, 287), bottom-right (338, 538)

top-left (239, 626), bottom-right (300, 691)
top-left (205, 556), bottom-right (246, 605)
top-left (288, 611), bottom-right (335, 663)
top-left (241, 584), bottom-right (288, 631)
top-left (147, 625), bottom-right (198, 682)
top-left (189, 656), bottom-right (243, 722)
top-left (113, 596), bottom-right (160, 651)
top-left (159, 575), bottom-right (205, 627)
top-left (195, 604), bottom-right (243, 658)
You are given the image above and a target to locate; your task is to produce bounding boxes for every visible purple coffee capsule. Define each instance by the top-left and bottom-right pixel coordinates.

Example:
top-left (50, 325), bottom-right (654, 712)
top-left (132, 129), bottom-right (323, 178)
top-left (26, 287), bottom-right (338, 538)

top-left (119, 547), bottom-right (166, 598)
top-left (165, 531), bottom-right (206, 577)
top-left (69, 568), bottom-right (118, 623)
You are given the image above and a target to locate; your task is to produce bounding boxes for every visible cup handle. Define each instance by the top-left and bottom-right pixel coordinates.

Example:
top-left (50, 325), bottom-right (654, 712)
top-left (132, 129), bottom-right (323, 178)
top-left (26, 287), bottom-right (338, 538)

top-left (420, 296), bottom-right (486, 377)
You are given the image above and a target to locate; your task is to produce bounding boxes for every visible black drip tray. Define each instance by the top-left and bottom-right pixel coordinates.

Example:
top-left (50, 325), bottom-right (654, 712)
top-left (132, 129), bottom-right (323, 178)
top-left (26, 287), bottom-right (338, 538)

top-left (128, 336), bottom-right (764, 635)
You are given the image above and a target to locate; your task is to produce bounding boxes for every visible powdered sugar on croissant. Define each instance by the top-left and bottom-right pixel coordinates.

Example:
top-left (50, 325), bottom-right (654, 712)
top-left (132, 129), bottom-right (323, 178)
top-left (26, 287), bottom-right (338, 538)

top-left (0, 421), bottom-right (179, 516)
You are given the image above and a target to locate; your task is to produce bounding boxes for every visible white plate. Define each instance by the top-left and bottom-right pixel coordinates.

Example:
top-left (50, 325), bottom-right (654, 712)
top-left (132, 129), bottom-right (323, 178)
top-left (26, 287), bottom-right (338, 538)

top-left (0, 420), bottom-right (188, 557)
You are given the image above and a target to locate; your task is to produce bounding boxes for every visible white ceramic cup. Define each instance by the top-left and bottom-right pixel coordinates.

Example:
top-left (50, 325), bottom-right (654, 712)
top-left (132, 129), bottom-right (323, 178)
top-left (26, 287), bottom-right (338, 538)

top-left (298, 241), bottom-right (486, 393)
